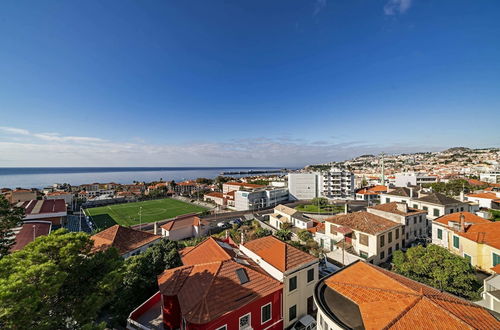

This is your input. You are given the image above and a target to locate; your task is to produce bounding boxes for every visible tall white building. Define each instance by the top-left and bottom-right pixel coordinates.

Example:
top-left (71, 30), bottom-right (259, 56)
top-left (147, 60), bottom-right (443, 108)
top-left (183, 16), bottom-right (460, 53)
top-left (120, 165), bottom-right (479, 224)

top-left (480, 167), bottom-right (500, 184)
top-left (288, 168), bottom-right (354, 200)
top-left (395, 172), bottom-right (438, 187)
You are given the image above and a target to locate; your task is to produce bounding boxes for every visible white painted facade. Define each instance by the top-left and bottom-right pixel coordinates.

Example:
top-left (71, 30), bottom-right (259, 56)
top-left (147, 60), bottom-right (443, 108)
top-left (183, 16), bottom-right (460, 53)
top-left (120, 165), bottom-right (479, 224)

top-left (288, 173), bottom-right (320, 201)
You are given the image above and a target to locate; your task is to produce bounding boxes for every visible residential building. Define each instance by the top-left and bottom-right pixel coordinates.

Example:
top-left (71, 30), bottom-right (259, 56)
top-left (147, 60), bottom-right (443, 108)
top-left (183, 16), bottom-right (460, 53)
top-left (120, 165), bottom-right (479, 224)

top-left (128, 237), bottom-right (284, 330)
top-left (10, 220), bottom-right (52, 252)
top-left (269, 204), bottom-right (314, 230)
top-left (18, 199), bottom-right (67, 226)
top-left (480, 167), bottom-right (500, 184)
top-left (320, 167), bottom-right (354, 200)
top-left (380, 187), bottom-right (469, 220)
top-left (355, 185), bottom-right (388, 203)
top-left (323, 211), bottom-right (404, 265)
top-left (477, 264), bottom-right (500, 313)
top-left (314, 261), bottom-right (499, 330)
top-left (91, 225), bottom-right (161, 258)
top-left (465, 191), bottom-right (500, 209)
top-left (222, 181), bottom-right (265, 194)
top-left (288, 172), bottom-right (321, 200)
top-left (160, 214), bottom-right (206, 241)
top-left (395, 172), bottom-right (438, 187)
top-left (5, 189), bottom-right (37, 203)
top-left (432, 213), bottom-right (499, 273)
top-left (367, 202), bottom-right (428, 247)
top-left (203, 191), bottom-right (225, 206)
top-left (240, 236), bottom-right (319, 328)
top-left (44, 191), bottom-right (74, 205)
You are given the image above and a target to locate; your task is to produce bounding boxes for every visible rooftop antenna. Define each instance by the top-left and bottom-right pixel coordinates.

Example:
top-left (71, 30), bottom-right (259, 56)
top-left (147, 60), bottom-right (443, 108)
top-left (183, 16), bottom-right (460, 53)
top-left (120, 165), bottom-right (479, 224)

top-left (381, 153), bottom-right (385, 186)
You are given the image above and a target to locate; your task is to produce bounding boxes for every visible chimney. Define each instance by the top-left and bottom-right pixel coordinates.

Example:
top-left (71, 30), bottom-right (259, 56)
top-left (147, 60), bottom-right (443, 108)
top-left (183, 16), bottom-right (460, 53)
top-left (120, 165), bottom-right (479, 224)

top-left (409, 187), bottom-right (414, 199)
top-left (153, 222), bottom-right (158, 235)
top-left (459, 213), bottom-right (465, 232)
top-left (225, 229), bottom-right (229, 239)
top-left (396, 202), bottom-right (408, 213)
top-left (240, 231), bottom-right (245, 244)
top-left (460, 191), bottom-right (464, 202)
top-left (344, 203), bottom-right (348, 214)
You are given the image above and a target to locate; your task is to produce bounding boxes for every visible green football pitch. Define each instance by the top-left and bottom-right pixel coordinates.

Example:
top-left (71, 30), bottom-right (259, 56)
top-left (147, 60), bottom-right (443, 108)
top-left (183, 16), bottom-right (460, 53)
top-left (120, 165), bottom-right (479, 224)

top-left (84, 198), bottom-right (207, 230)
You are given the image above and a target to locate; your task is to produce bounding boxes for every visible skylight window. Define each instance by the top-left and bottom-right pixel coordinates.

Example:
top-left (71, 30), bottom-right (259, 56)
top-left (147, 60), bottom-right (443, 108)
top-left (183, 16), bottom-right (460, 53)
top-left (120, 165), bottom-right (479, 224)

top-left (236, 268), bottom-right (249, 284)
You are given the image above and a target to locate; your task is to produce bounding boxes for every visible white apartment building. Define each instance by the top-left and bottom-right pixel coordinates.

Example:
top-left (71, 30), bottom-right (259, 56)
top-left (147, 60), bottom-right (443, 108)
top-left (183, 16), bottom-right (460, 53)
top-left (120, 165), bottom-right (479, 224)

top-left (367, 202), bottom-right (428, 247)
top-left (395, 172), bottom-right (438, 187)
top-left (288, 168), bottom-right (354, 201)
top-left (480, 167), bottom-right (500, 184)
top-left (269, 204), bottom-right (314, 229)
top-left (240, 236), bottom-right (319, 328)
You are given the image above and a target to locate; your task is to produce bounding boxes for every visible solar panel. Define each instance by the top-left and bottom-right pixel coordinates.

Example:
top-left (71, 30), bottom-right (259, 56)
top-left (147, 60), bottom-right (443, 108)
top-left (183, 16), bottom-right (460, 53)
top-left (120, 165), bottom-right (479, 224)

top-left (236, 268), bottom-right (249, 284)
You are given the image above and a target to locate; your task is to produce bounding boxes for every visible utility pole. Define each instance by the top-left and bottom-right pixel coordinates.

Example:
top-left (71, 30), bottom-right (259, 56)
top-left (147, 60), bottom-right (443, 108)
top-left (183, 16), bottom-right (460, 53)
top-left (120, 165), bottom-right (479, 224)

top-left (33, 225), bottom-right (36, 242)
top-left (139, 206), bottom-right (143, 230)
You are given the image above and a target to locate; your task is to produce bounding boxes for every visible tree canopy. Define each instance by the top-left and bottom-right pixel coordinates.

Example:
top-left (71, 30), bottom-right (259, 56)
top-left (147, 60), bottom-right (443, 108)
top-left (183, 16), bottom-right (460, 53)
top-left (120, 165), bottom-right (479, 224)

top-left (0, 229), bottom-right (123, 329)
top-left (392, 244), bottom-right (481, 300)
top-left (0, 194), bottom-right (24, 256)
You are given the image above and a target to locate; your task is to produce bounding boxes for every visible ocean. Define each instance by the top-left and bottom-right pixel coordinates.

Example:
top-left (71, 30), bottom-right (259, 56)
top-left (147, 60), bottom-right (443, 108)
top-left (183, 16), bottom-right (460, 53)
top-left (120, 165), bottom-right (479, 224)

top-left (0, 167), bottom-right (285, 189)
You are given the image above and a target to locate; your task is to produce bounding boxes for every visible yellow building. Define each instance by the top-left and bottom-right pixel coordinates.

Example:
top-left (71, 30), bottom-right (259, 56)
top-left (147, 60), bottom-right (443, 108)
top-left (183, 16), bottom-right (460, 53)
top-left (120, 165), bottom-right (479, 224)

top-left (432, 212), bottom-right (500, 273)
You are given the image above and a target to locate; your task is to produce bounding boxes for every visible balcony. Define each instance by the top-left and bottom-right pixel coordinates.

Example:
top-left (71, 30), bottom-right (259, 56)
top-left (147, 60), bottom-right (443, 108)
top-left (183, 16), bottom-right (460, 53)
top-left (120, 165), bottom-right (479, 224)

top-left (127, 292), bottom-right (163, 330)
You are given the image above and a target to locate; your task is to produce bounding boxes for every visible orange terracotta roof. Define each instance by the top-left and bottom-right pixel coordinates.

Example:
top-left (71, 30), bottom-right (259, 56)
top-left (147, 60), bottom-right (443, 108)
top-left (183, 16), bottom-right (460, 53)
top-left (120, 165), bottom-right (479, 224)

top-left (467, 179), bottom-right (489, 186)
top-left (178, 180), bottom-right (197, 186)
top-left (324, 261), bottom-right (499, 329)
top-left (466, 192), bottom-right (499, 200)
top-left (161, 214), bottom-right (202, 231)
top-left (91, 225), bottom-right (161, 255)
top-left (46, 191), bottom-right (71, 196)
top-left (491, 264), bottom-right (500, 274)
top-left (325, 211), bottom-right (401, 235)
top-left (369, 202), bottom-right (427, 216)
top-left (180, 237), bottom-right (236, 265)
top-left (458, 222), bottom-right (500, 250)
top-left (433, 212), bottom-right (491, 227)
top-left (243, 235), bottom-right (317, 272)
top-left (158, 259), bottom-right (282, 324)
top-left (205, 192), bottom-right (223, 198)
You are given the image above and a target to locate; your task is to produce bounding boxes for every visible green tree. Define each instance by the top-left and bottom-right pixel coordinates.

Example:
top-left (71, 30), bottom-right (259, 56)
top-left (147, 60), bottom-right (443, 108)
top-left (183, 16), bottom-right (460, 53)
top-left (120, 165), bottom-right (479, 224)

top-left (107, 239), bottom-right (181, 325)
top-left (297, 229), bottom-right (313, 242)
top-left (311, 197), bottom-right (329, 207)
top-left (392, 245), bottom-right (481, 300)
top-left (0, 195), bottom-right (24, 256)
top-left (0, 229), bottom-right (123, 329)
top-left (253, 227), bottom-right (272, 238)
top-left (275, 229), bottom-right (292, 241)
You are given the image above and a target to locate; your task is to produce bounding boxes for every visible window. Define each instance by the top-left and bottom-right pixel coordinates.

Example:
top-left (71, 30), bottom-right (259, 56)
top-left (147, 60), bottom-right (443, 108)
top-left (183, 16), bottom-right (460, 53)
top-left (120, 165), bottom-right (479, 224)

top-left (380, 251), bottom-right (385, 260)
top-left (450, 209), bottom-right (454, 214)
top-left (413, 204), bottom-right (418, 209)
top-left (453, 236), bottom-right (459, 249)
top-left (419, 229), bottom-right (422, 236)
top-left (386, 198), bottom-right (390, 203)
top-left (437, 228), bottom-right (442, 239)
top-left (289, 305), bottom-right (297, 321)
top-left (419, 216), bottom-right (422, 223)
top-left (413, 217), bottom-right (417, 224)
top-left (330, 224), bottom-right (337, 235)
top-left (405, 218), bottom-right (409, 226)
top-left (359, 233), bottom-right (369, 246)
top-left (423, 206), bottom-right (428, 211)
top-left (395, 243), bottom-right (399, 250)
top-left (460, 207), bottom-right (464, 211)
top-left (380, 235), bottom-right (385, 247)
top-left (388, 247), bottom-right (393, 255)
top-left (307, 268), bottom-right (315, 283)
top-left (396, 228), bottom-right (400, 239)
top-left (360, 250), bottom-right (368, 259)
top-left (261, 303), bottom-right (271, 324)
top-left (289, 276), bottom-right (297, 292)
top-left (464, 254), bottom-right (471, 264)
top-left (239, 313), bottom-right (251, 330)
top-left (216, 326), bottom-right (227, 330)
top-left (388, 232), bottom-right (393, 243)
top-left (406, 233), bottom-right (409, 239)
top-left (433, 209), bottom-right (440, 217)
top-left (493, 253), bottom-right (500, 266)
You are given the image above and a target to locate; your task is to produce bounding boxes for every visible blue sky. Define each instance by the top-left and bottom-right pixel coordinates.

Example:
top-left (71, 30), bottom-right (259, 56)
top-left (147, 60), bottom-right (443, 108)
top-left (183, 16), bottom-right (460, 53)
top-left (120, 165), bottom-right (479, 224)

top-left (1, 0), bottom-right (499, 167)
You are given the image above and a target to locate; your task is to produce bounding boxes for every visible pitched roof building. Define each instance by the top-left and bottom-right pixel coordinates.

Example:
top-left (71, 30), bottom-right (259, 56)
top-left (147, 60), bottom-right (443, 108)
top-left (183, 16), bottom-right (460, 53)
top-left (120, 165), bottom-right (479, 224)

top-left (10, 221), bottom-right (52, 252)
top-left (314, 261), bottom-right (499, 329)
top-left (160, 213), bottom-right (206, 241)
top-left (91, 225), bottom-right (161, 258)
top-left (17, 199), bottom-right (67, 225)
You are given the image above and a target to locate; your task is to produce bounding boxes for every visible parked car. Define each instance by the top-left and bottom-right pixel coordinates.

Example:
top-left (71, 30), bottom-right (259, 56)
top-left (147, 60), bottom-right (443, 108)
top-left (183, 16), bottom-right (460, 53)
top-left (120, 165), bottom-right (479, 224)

top-left (229, 218), bottom-right (242, 226)
top-left (291, 315), bottom-right (316, 330)
top-left (217, 221), bottom-right (230, 228)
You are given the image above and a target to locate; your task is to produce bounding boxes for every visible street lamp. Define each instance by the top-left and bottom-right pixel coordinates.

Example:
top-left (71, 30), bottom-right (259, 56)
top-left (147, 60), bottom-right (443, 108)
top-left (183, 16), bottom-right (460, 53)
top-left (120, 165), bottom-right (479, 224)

top-left (139, 206), bottom-right (143, 230)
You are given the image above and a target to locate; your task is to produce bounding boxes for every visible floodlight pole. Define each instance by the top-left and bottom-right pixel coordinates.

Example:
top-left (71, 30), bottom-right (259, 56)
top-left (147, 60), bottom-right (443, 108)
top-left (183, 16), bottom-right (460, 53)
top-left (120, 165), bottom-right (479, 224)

top-left (139, 206), bottom-right (143, 230)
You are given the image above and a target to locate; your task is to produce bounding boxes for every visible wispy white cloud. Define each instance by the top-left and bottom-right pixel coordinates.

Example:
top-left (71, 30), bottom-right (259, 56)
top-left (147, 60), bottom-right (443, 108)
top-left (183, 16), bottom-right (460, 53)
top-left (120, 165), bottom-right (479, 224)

top-left (384, 0), bottom-right (412, 15)
top-left (0, 125), bottom-right (441, 167)
top-left (313, 0), bottom-right (327, 16)
top-left (0, 126), bottom-right (30, 135)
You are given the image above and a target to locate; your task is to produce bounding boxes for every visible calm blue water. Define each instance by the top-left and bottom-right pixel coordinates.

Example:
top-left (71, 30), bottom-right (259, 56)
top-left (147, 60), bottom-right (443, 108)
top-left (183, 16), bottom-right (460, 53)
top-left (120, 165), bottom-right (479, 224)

top-left (0, 167), bottom-right (285, 189)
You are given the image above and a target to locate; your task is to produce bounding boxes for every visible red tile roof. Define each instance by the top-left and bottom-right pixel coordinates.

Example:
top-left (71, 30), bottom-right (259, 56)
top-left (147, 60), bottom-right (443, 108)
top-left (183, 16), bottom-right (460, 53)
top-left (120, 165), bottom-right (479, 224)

top-left (158, 259), bottom-right (282, 324)
top-left (10, 221), bottom-right (52, 252)
top-left (205, 192), bottom-right (223, 198)
top-left (458, 222), bottom-right (500, 250)
top-left (91, 225), bottom-right (161, 255)
top-left (369, 202), bottom-right (427, 216)
top-left (325, 211), bottom-right (401, 235)
top-left (324, 261), bottom-right (499, 329)
top-left (433, 212), bottom-right (490, 227)
top-left (160, 214), bottom-right (203, 231)
top-left (242, 235), bottom-right (317, 272)
top-left (224, 181), bottom-right (265, 189)
top-left (180, 237), bottom-right (236, 265)
top-left (466, 192), bottom-right (499, 200)
top-left (18, 199), bottom-right (67, 215)
top-left (491, 264), bottom-right (500, 274)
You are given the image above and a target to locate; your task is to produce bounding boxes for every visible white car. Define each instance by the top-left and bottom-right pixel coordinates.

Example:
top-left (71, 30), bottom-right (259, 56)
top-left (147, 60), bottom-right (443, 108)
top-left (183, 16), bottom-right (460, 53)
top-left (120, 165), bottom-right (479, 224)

top-left (291, 315), bottom-right (317, 330)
